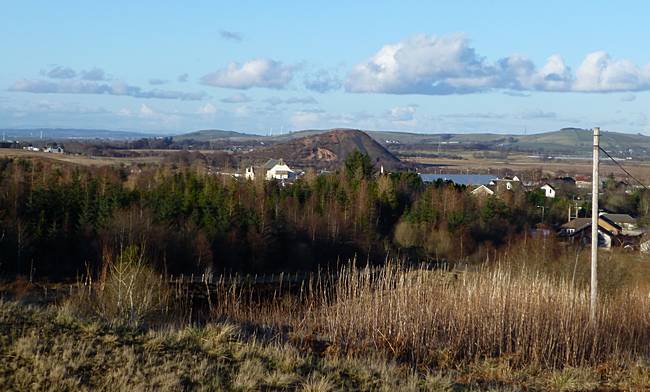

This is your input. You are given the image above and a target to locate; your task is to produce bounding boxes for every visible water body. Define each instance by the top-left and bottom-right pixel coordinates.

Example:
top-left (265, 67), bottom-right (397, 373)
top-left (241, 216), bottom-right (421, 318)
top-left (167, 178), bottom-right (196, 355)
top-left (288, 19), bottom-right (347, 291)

top-left (419, 173), bottom-right (496, 186)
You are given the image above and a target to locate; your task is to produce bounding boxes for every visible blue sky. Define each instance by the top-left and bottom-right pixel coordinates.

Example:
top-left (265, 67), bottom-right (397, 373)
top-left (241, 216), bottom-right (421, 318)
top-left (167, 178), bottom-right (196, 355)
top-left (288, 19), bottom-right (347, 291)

top-left (1, 1), bottom-right (649, 134)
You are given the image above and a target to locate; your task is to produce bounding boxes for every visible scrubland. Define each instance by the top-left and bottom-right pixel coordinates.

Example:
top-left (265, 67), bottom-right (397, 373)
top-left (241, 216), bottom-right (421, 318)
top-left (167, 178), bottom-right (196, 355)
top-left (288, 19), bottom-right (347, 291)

top-left (2, 244), bottom-right (650, 391)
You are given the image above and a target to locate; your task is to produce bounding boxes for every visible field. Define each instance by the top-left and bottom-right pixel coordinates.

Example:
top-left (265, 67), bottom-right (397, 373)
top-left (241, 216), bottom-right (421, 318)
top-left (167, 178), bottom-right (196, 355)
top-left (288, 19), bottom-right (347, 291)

top-left (406, 151), bottom-right (650, 182)
top-left (2, 244), bottom-right (650, 391)
top-left (6, 146), bottom-right (650, 184)
top-left (0, 149), bottom-right (164, 167)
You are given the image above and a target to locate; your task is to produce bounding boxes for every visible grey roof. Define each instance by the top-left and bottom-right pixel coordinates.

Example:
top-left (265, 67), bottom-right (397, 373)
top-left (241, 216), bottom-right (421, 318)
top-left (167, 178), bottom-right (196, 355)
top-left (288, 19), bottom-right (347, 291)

top-left (601, 213), bottom-right (636, 224)
top-left (561, 216), bottom-right (624, 236)
top-left (263, 158), bottom-right (284, 169)
top-left (561, 218), bottom-right (591, 231)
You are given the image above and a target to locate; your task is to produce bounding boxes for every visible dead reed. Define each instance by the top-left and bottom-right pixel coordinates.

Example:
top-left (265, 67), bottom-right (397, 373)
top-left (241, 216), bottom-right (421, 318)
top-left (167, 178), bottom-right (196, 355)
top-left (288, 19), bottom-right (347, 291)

top-left (211, 261), bottom-right (650, 368)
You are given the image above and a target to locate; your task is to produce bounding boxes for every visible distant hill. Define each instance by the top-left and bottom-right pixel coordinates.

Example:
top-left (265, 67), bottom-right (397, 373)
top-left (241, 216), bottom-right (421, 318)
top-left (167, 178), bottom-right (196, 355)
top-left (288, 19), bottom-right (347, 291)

top-left (369, 128), bottom-right (650, 156)
top-left (173, 129), bottom-right (258, 141)
top-left (253, 128), bottom-right (404, 169)
top-left (514, 128), bottom-right (650, 155)
top-left (0, 128), bottom-right (160, 140)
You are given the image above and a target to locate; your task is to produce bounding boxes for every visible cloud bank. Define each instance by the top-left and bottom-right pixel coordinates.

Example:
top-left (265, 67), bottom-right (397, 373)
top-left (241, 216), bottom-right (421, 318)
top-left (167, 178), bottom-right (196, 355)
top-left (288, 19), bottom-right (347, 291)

top-left (10, 79), bottom-right (207, 101)
top-left (200, 59), bottom-right (296, 89)
top-left (304, 69), bottom-right (342, 93)
top-left (11, 66), bottom-right (206, 101)
top-left (346, 34), bottom-right (650, 95)
top-left (221, 93), bottom-right (252, 103)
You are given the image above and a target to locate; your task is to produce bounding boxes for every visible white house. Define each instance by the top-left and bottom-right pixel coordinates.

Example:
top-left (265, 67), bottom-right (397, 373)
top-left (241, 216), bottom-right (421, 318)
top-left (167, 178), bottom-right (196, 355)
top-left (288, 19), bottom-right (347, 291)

top-left (264, 159), bottom-right (295, 181)
top-left (244, 166), bottom-right (256, 180)
top-left (470, 185), bottom-right (495, 197)
top-left (540, 183), bottom-right (556, 198)
top-left (491, 176), bottom-right (519, 191)
top-left (45, 145), bottom-right (64, 154)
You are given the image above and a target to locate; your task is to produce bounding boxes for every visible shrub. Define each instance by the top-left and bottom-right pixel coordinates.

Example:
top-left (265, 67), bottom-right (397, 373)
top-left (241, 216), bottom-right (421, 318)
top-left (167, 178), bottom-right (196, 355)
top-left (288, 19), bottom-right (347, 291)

top-left (65, 245), bottom-right (172, 327)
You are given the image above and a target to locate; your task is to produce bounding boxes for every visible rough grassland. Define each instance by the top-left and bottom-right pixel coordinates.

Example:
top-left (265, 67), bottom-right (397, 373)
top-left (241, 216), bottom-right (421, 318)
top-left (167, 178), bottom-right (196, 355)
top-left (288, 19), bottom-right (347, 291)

top-left (0, 300), bottom-right (649, 391)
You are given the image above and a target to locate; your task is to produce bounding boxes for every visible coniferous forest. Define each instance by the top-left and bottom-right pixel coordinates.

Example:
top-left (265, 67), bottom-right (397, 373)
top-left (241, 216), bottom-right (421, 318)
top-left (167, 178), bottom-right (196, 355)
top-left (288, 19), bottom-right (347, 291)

top-left (0, 152), bottom-right (584, 280)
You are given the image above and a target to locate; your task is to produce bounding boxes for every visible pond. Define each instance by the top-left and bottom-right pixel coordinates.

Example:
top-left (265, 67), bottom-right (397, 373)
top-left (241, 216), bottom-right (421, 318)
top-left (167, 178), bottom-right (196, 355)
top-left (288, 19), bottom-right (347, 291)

top-left (419, 173), bottom-right (496, 186)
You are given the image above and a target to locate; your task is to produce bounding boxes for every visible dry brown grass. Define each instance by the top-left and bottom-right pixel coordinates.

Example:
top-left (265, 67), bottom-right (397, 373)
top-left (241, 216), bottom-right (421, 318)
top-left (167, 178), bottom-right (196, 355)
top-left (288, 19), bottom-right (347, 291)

top-left (312, 263), bottom-right (650, 367)
top-left (1, 294), bottom-right (650, 390)
top-left (5, 243), bottom-right (650, 390)
top-left (211, 258), bottom-right (650, 370)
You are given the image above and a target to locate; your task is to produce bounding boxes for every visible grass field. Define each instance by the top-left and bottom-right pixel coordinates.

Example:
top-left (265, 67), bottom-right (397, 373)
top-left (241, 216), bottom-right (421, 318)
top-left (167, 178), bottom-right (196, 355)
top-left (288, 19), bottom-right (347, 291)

top-left (2, 298), bottom-right (648, 391)
top-left (0, 149), bottom-right (164, 166)
top-left (3, 247), bottom-right (650, 391)
top-left (407, 152), bottom-right (650, 182)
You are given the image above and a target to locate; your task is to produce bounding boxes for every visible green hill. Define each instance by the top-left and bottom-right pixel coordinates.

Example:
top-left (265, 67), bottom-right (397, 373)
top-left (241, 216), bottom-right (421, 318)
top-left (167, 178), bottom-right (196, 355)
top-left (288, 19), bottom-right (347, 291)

top-left (369, 128), bottom-right (650, 156)
top-left (173, 129), bottom-right (258, 142)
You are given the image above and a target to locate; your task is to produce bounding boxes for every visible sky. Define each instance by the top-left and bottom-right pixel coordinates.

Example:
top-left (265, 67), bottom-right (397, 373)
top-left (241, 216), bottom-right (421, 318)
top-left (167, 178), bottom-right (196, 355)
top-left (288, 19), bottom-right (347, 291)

top-left (1, 1), bottom-right (650, 135)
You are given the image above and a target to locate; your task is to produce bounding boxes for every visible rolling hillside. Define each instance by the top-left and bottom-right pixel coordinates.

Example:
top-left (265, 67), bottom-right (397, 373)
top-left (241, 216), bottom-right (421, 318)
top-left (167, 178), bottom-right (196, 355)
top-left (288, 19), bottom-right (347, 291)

top-left (369, 128), bottom-right (650, 156)
top-left (251, 128), bottom-right (404, 169)
top-left (172, 129), bottom-right (258, 141)
top-left (142, 127), bottom-right (650, 158)
top-left (515, 128), bottom-right (650, 154)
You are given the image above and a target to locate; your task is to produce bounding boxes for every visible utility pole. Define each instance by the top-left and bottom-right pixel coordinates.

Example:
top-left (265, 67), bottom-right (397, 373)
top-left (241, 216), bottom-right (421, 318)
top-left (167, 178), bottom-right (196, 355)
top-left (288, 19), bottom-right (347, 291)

top-left (536, 205), bottom-right (546, 222)
top-left (590, 127), bottom-right (600, 322)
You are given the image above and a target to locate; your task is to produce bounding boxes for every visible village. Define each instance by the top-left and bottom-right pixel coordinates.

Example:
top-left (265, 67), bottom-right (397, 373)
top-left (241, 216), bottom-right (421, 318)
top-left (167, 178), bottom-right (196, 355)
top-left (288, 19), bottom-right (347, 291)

top-left (225, 155), bottom-right (650, 254)
top-left (469, 174), bottom-right (650, 253)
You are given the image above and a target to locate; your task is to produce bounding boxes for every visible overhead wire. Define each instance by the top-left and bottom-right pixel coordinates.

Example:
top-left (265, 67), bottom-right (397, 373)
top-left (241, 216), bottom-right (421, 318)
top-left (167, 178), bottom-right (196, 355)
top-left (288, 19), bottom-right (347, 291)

top-left (597, 134), bottom-right (649, 190)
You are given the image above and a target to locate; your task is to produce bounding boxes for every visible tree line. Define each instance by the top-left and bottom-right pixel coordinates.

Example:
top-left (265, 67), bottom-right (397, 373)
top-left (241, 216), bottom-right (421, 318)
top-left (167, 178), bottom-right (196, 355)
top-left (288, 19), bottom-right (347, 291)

top-left (1, 152), bottom-right (649, 280)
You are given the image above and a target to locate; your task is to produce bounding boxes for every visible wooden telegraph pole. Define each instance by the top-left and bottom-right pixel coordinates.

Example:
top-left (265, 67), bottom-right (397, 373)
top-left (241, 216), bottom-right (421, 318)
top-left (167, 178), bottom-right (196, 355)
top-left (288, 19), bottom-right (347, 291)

top-left (590, 127), bottom-right (600, 322)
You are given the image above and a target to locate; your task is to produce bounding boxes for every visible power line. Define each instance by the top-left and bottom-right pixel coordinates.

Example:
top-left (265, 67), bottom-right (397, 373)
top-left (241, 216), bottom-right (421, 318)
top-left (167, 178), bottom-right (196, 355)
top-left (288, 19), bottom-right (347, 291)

top-left (597, 145), bottom-right (649, 191)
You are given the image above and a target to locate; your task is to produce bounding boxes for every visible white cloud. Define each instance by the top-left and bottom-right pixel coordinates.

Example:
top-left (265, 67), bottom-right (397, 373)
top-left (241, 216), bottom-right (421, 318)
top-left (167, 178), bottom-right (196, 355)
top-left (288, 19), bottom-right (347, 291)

top-left (304, 69), bottom-right (342, 93)
top-left (346, 33), bottom-right (650, 95)
top-left (81, 67), bottom-right (109, 81)
top-left (198, 102), bottom-right (217, 114)
top-left (536, 54), bottom-right (573, 90)
top-left (573, 51), bottom-right (650, 92)
top-left (41, 65), bottom-right (77, 79)
top-left (200, 58), bottom-right (296, 89)
top-left (346, 34), bottom-right (495, 94)
top-left (387, 105), bottom-right (417, 122)
top-left (221, 93), bottom-right (252, 103)
top-left (139, 104), bottom-right (155, 116)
